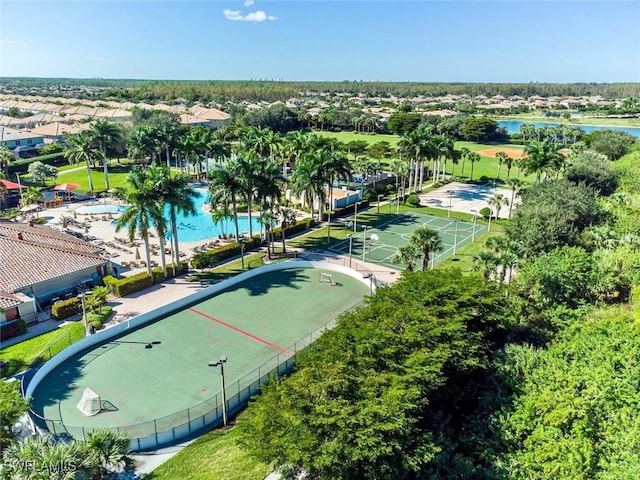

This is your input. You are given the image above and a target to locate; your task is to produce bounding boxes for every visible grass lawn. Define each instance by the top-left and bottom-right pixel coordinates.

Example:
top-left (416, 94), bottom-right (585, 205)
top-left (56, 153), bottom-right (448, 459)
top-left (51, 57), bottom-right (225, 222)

top-left (18, 162), bottom-right (132, 193)
top-left (436, 222), bottom-right (506, 273)
top-left (0, 322), bottom-right (85, 378)
top-left (318, 130), bottom-right (401, 147)
top-left (147, 426), bottom-right (271, 480)
top-left (187, 252), bottom-right (268, 283)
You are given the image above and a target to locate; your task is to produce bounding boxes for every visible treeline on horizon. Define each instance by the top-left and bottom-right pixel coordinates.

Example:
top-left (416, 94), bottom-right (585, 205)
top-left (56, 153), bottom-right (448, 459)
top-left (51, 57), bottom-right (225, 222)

top-left (1, 77), bottom-right (639, 103)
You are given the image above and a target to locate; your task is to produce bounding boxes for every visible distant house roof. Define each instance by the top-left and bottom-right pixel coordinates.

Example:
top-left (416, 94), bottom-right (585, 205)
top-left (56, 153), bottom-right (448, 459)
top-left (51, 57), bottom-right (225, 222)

top-left (0, 222), bottom-right (107, 293)
top-left (0, 126), bottom-right (44, 143)
top-left (29, 122), bottom-right (90, 138)
top-left (188, 106), bottom-right (231, 121)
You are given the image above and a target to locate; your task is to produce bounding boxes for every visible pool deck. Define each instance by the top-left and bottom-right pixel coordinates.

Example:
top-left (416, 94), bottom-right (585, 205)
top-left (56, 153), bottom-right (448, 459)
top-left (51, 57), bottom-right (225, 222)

top-left (35, 199), bottom-right (241, 275)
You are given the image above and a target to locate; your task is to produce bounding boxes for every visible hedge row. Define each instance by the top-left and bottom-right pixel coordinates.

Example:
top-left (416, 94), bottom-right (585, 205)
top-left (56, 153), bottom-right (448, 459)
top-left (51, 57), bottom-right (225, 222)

top-left (191, 237), bottom-right (262, 269)
top-left (104, 262), bottom-right (188, 297)
top-left (87, 306), bottom-right (113, 331)
top-left (104, 271), bottom-right (154, 297)
top-left (0, 319), bottom-right (27, 341)
top-left (8, 152), bottom-right (67, 173)
top-left (51, 298), bottom-right (82, 320)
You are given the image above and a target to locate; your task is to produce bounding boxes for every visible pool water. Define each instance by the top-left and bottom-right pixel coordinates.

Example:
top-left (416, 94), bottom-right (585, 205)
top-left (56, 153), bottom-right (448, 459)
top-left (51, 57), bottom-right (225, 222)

top-left (76, 204), bottom-right (126, 215)
top-left (105, 190), bottom-right (265, 242)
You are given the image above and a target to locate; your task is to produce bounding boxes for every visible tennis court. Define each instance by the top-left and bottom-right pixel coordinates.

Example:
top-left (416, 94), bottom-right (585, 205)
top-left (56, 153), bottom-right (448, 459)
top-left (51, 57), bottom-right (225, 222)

top-left (330, 213), bottom-right (486, 270)
top-left (30, 266), bottom-right (368, 442)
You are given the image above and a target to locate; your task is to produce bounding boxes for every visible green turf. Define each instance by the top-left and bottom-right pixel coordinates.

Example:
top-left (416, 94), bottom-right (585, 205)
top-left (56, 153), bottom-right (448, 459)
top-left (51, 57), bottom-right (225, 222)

top-left (0, 323), bottom-right (85, 378)
top-left (330, 212), bottom-right (486, 270)
top-left (31, 267), bottom-right (368, 438)
top-left (318, 131), bottom-right (400, 146)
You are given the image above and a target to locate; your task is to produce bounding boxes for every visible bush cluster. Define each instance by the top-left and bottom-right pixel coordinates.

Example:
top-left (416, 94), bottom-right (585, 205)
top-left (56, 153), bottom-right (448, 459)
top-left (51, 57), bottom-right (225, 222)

top-left (87, 306), bottom-right (113, 331)
top-left (51, 298), bottom-right (81, 320)
top-left (0, 319), bottom-right (27, 341)
top-left (103, 272), bottom-right (154, 297)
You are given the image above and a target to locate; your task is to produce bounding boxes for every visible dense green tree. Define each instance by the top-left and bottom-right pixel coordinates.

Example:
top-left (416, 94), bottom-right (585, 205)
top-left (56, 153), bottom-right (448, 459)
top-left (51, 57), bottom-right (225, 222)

top-left (499, 306), bottom-right (640, 479)
top-left (27, 161), bottom-right (57, 186)
top-left (583, 129), bottom-right (637, 160)
top-left (462, 116), bottom-right (498, 142)
top-left (243, 104), bottom-right (300, 133)
top-left (565, 150), bottom-right (618, 195)
top-left (239, 269), bottom-right (511, 480)
top-left (506, 180), bottom-right (600, 255)
top-left (387, 112), bottom-right (422, 135)
top-left (0, 381), bottom-right (30, 449)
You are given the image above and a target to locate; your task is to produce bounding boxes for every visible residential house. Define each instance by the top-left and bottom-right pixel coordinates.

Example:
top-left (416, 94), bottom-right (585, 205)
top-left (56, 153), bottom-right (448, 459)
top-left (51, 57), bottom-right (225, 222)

top-left (0, 222), bottom-right (112, 325)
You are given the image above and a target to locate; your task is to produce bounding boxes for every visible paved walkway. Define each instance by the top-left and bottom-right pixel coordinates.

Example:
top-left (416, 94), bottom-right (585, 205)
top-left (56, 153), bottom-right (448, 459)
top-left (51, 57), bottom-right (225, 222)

top-left (419, 181), bottom-right (518, 219)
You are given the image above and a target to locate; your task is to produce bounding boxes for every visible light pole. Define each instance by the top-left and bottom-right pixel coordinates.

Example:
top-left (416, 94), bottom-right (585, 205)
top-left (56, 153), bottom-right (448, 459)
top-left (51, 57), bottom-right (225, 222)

top-left (377, 194), bottom-right (383, 217)
top-left (353, 202), bottom-right (359, 233)
top-left (209, 355), bottom-right (228, 426)
top-left (77, 290), bottom-right (92, 337)
top-left (239, 239), bottom-right (245, 272)
top-left (447, 190), bottom-right (454, 218)
top-left (361, 226), bottom-right (369, 262)
top-left (470, 209), bottom-right (478, 241)
top-left (453, 221), bottom-right (459, 255)
top-left (348, 234), bottom-right (353, 269)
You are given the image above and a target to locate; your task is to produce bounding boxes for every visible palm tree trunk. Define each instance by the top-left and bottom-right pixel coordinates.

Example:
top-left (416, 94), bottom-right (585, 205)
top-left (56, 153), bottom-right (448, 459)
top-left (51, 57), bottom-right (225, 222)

top-left (159, 233), bottom-right (168, 279)
top-left (85, 161), bottom-right (95, 192)
top-left (144, 236), bottom-right (152, 275)
top-left (102, 146), bottom-right (110, 190)
top-left (232, 200), bottom-right (240, 241)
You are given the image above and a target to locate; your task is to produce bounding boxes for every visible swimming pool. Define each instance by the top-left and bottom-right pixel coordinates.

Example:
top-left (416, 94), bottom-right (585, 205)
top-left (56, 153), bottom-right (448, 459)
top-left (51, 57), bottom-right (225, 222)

top-left (97, 190), bottom-right (265, 242)
top-left (76, 205), bottom-right (126, 215)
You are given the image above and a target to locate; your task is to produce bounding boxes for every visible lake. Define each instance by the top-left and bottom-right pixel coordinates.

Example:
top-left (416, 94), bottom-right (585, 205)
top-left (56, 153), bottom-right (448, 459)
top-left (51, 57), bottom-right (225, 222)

top-left (498, 120), bottom-right (640, 138)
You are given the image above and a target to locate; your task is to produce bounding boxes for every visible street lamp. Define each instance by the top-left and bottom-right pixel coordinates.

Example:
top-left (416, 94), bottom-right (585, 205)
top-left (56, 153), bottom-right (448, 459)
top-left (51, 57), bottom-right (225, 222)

top-left (77, 290), bottom-right (93, 337)
top-left (209, 355), bottom-right (228, 426)
top-left (377, 194), bottom-right (383, 217)
top-left (347, 234), bottom-right (353, 269)
top-left (353, 201), bottom-right (359, 233)
top-left (447, 190), bottom-right (454, 219)
top-left (361, 225), bottom-right (369, 262)
top-left (239, 239), bottom-right (245, 272)
top-left (470, 209), bottom-right (478, 241)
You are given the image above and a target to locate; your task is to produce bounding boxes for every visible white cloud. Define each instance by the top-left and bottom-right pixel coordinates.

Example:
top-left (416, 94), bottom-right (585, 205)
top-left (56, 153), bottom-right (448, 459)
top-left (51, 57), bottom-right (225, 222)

top-left (244, 0), bottom-right (254, 6)
top-left (223, 9), bottom-right (276, 22)
top-left (88, 56), bottom-right (109, 63)
top-left (0, 39), bottom-right (27, 48)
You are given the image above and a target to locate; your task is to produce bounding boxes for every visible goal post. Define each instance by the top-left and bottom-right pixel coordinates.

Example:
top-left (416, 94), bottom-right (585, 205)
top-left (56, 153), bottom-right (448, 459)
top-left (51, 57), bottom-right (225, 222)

top-left (319, 273), bottom-right (336, 286)
top-left (77, 387), bottom-right (101, 416)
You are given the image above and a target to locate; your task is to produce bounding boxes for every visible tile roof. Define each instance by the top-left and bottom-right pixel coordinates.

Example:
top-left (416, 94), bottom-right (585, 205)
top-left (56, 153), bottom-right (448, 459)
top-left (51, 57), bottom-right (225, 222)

top-left (0, 291), bottom-right (21, 309)
top-left (0, 222), bottom-right (107, 293)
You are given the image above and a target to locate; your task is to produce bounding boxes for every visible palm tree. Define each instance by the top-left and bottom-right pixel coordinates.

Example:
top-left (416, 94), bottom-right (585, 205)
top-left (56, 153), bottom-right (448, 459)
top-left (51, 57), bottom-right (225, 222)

top-left (89, 119), bottom-right (124, 191)
top-left (409, 226), bottom-right (443, 271)
top-left (22, 186), bottom-right (44, 214)
top-left (209, 161), bottom-right (243, 241)
top-left (116, 168), bottom-right (163, 275)
top-left (290, 152), bottom-right (326, 222)
top-left (495, 151), bottom-right (509, 182)
top-left (459, 147), bottom-right (471, 178)
top-left (84, 429), bottom-right (132, 480)
top-left (212, 202), bottom-right (233, 238)
top-left (389, 158), bottom-right (409, 206)
top-left (473, 250), bottom-right (499, 280)
top-left (507, 178), bottom-right (524, 218)
top-left (487, 193), bottom-right (509, 231)
top-left (278, 206), bottom-right (297, 254)
top-left (0, 144), bottom-right (13, 178)
top-left (467, 152), bottom-right (481, 181)
top-left (524, 138), bottom-right (562, 183)
top-left (2, 434), bottom-right (86, 480)
top-left (65, 132), bottom-right (98, 191)
top-left (158, 172), bottom-right (197, 271)
top-left (391, 244), bottom-right (420, 271)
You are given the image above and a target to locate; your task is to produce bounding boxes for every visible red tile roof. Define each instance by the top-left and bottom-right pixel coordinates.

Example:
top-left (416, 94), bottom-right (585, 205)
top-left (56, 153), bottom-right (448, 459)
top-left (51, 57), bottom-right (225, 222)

top-left (0, 222), bottom-right (107, 293)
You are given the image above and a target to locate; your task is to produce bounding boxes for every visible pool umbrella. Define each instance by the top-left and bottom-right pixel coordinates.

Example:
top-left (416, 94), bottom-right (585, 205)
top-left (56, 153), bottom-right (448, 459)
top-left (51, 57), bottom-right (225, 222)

top-left (53, 183), bottom-right (81, 192)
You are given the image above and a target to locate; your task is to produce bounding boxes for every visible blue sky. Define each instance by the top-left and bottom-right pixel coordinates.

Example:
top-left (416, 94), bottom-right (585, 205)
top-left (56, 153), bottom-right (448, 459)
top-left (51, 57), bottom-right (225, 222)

top-left (1, 1), bottom-right (639, 82)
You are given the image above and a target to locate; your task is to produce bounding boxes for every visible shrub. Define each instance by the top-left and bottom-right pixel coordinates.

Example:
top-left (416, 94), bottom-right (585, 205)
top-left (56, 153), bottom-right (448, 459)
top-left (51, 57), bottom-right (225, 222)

top-left (0, 319), bottom-right (27, 341)
top-left (103, 272), bottom-right (153, 297)
top-left (479, 207), bottom-right (491, 219)
top-left (385, 184), bottom-right (396, 192)
top-left (362, 188), bottom-right (378, 202)
top-left (87, 306), bottom-right (113, 331)
top-left (51, 298), bottom-right (81, 320)
top-left (406, 194), bottom-right (420, 207)
top-left (478, 175), bottom-right (490, 185)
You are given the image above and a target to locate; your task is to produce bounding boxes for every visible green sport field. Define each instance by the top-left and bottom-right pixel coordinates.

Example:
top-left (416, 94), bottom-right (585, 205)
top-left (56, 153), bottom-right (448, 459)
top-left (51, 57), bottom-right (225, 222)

top-left (31, 267), bottom-right (368, 438)
top-left (330, 213), bottom-right (486, 270)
